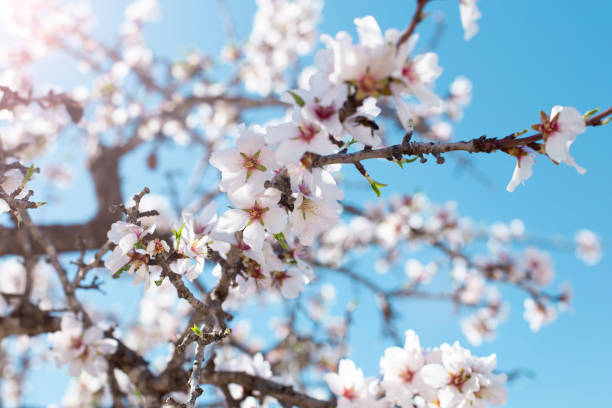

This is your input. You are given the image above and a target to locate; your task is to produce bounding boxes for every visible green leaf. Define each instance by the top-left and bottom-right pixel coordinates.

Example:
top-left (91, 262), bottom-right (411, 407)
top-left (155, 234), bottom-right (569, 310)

top-left (602, 117), bottom-right (612, 126)
top-left (35, 201), bottom-right (48, 207)
top-left (191, 324), bottom-right (202, 338)
top-left (584, 108), bottom-right (600, 118)
top-left (173, 223), bottom-right (185, 249)
top-left (368, 179), bottom-right (388, 198)
top-left (154, 278), bottom-right (164, 287)
top-left (273, 232), bottom-right (289, 250)
top-left (112, 264), bottom-right (130, 279)
top-left (345, 138), bottom-right (357, 148)
top-left (19, 165), bottom-right (36, 190)
top-left (512, 129), bottom-right (529, 137)
top-left (287, 90), bottom-right (305, 107)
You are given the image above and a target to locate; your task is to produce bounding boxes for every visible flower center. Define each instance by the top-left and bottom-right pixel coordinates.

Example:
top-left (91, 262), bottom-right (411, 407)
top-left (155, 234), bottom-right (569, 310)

top-left (400, 368), bottom-right (415, 383)
top-left (449, 368), bottom-right (471, 392)
top-left (401, 62), bottom-right (418, 83)
top-left (314, 104), bottom-right (335, 121)
top-left (342, 386), bottom-right (357, 401)
top-left (271, 270), bottom-right (290, 288)
top-left (359, 71), bottom-right (377, 94)
top-left (247, 201), bottom-right (267, 222)
top-left (70, 336), bottom-right (84, 350)
top-left (298, 123), bottom-right (319, 143)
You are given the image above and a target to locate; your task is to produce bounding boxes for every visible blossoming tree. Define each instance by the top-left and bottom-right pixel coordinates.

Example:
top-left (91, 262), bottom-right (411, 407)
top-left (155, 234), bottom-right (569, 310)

top-left (0, 0), bottom-right (608, 407)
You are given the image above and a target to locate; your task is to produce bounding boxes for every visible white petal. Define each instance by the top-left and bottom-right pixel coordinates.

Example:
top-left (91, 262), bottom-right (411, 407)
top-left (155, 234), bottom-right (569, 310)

top-left (217, 209), bottom-right (248, 233)
top-left (263, 206), bottom-right (287, 234)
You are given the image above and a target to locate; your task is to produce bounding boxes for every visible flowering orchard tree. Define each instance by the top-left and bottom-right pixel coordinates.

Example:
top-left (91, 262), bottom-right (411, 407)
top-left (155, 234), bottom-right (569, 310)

top-left (0, 0), bottom-right (608, 407)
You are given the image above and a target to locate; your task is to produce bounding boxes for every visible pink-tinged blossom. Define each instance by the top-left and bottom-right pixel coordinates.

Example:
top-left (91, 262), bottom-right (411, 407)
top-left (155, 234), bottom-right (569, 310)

top-left (380, 330), bottom-right (434, 406)
top-left (107, 221), bottom-right (155, 255)
top-left (393, 36), bottom-right (443, 109)
top-left (48, 313), bottom-right (117, 377)
top-left (324, 359), bottom-right (383, 408)
top-left (506, 148), bottom-right (535, 192)
top-left (405, 259), bottom-right (437, 283)
top-left (534, 106), bottom-right (587, 174)
top-left (210, 125), bottom-right (277, 200)
top-left (282, 85), bottom-right (346, 139)
top-left (288, 165), bottom-right (343, 246)
top-left (322, 16), bottom-right (396, 99)
top-left (420, 342), bottom-right (507, 408)
top-left (575, 229), bottom-right (602, 265)
top-left (523, 298), bottom-right (557, 332)
top-left (522, 247), bottom-right (554, 286)
top-left (459, 0), bottom-right (482, 40)
top-left (217, 188), bottom-right (287, 253)
top-left (266, 109), bottom-right (338, 164)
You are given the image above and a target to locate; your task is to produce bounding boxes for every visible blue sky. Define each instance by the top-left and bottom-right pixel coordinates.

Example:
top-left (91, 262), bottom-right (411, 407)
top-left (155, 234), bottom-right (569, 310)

top-left (13, 0), bottom-right (612, 406)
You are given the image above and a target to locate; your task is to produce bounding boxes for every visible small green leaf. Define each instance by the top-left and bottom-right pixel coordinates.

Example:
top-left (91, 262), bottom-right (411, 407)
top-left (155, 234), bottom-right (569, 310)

top-left (602, 117), bottom-right (612, 126)
top-left (35, 201), bottom-right (47, 207)
top-left (19, 165), bottom-right (36, 190)
top-left (173, 223), bottom-right (185, 249)
top-left (345, 138), bottom-right (357, 148)
top-left (191, 324), bottom-right (202, 338)
top-left (512, 129), bottom-right (529, 137)
top-left (367, 178), bottom-right (388, 198)
top-left (273, 232), bottom-right (289, 249)
top-left (584, 108), bottom-right (600, 118)
top-left (112, 264), bottom-right (130, 278)
top-left (287, 90), bottom-right (305, 107)
top-left (154, 278), bottom-right (164, 287)
top-left (223, 328), bottom-right (232, 336)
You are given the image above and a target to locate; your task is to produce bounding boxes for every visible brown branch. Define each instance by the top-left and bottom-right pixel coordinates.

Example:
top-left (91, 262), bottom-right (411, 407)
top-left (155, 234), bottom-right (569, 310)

top-left (200, 371), bottom-right (332, 408)
top-left (397, 0), bottom-right (432, 50)
top-left (312, 106), bottom-right (612, 168)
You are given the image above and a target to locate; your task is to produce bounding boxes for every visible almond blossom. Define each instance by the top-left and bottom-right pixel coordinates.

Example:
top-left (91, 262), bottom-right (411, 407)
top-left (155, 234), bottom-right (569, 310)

top-left (217, 188), bottom-right (287, 253)
top-left (575, 229), bottom-right (602, 266)
top-left (380, 330), bottom-right (434, 406)
top-left (506, 147), bottom-right (535, 192)
top-left (266, 109), bottom-right (338, 164)
top-left (534, 106), bottom-right (587, 174)
top-left (48, 313), bottom-right (117, 377)
top-left (210, 125), bottom-right (277, 200)
top-left (459, 0), bottom-right (482, 40)
top-left (324, 359), bottom-right (383, 408)
top-left (322, 16), bottom-right (396, 99)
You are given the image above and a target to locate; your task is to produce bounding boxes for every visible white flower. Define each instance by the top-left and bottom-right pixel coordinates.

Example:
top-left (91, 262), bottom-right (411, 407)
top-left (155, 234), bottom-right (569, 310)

top-left (523, 298), bottom-right (557, 332)
top-left (324, 359), bottom-right (382, 407)
top-left (322, 16), bottom-right (396, 99)
top-left (380, 330), bottom-right (433, 406)
top-left (266, 109), bottom-right (338, 164)
top-left (522, 247), bottom-right (554, 286)
top-left (506, 148), bottom-right (535, 192)
top-left (535, 106), bottom-right (587, 174)
top-left (48, 313), bottom-right (117, 377)
top-left (405, 259), bottom-right (437, 283)
top-left (575, 229), bottom-right (602, 265)
top-left (459, 0), bottom-right (482, 40)
top-left (107, 221), bottom-right (155, 255)
top-left (393, 41), bottom-right (443, 108)
top-left (217, 188), bottom-right (287, 253)
top-left (210, 125), bottom-right (277, 200)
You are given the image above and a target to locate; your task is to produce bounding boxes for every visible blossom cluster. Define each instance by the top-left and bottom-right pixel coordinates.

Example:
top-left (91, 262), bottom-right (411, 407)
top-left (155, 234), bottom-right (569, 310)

top-left (48, 313), bottom-right (117, 377)
top-left (325, 330), bottom-right (507, 408)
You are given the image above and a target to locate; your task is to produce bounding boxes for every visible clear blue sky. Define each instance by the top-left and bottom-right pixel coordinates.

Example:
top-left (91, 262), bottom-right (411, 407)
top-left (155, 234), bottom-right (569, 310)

top-left (17, 0), bottom-right (612, 406)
